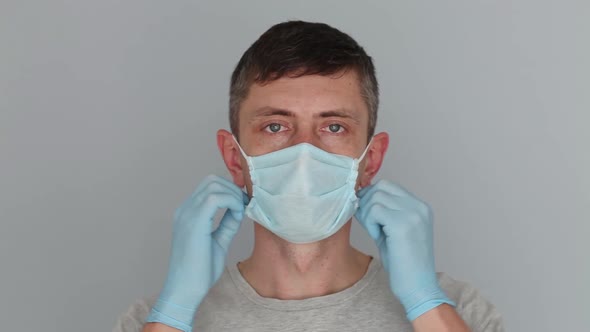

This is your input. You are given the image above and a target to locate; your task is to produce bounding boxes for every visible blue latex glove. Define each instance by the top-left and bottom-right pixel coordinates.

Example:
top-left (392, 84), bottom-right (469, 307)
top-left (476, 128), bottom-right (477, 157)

top-left (146, 175), bottom-right (247, 331)
top-left (355, 179), bottom-right (456, 321)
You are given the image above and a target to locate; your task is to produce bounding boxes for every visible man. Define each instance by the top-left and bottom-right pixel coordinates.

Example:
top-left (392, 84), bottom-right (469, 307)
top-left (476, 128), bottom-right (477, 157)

top-left (114, 21), bottom-right (504, 332)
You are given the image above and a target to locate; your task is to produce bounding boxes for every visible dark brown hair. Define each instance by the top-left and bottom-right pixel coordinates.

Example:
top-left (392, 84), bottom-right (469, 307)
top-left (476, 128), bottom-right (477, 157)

top-left (229, 21), bottom-right (379, 140)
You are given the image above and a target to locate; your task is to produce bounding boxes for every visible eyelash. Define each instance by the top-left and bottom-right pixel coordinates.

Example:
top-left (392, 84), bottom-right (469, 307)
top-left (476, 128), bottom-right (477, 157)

top-left (321, 123), bottom-right (346, 134)
top-left (262, 122), bottom-right (347, 135)
top-left (263, 122), bottom-right (289, 133)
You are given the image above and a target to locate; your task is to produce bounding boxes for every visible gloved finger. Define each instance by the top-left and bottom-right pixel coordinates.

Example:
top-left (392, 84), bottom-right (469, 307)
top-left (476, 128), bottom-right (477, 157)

top-left (358, 201), bottom-right (432, 243)
top-left (363, 179), bottom-right (419, 200)
top-left (356, 185), bottom-right (433, 236)
top-left (358, 188), bottom-right (430, 221)
top-left (174, 191), bottom-right (244, 230)
top-left (176, 175), bottom-right (241, 217)
top-left (356, 180), bottom-right (408, 201)
top-left (176, 176), bottom-right (243, 215)
top-left (359, 202), bottom-right (427, 243)
top-left (355, 196), bottom-right (404, 239)
top-left (356, 195), bottom-right (402, 227)
top-left (356, 183), bottom-right (374, 198)
top-left (192, 175), bottom-right (244, 200)
top-left (199, 191), bottom-right (245, 218)
top-left (354, 209), bottom-right (384, 242)
top-left (212, 208), bottom-right (244, 251)
top-left (356, 204), bottom-right (409, 249)
top-left (184, 177), bottom-right (245, 214)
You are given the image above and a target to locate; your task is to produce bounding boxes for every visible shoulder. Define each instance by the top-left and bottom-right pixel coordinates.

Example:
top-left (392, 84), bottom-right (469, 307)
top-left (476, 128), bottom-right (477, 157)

top-left (437, 272), bottom-right (505, 332)
top-left (112, 295), bottom-right (157, 332)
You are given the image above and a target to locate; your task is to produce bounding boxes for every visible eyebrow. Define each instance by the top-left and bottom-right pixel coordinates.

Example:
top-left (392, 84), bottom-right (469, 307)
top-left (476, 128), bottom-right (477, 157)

top-left (252, 107), bottom-right (295, 118)
top-left (251, 107), bottom-right (360, 123)
top-left (317, 110), bottom-right (360, 123)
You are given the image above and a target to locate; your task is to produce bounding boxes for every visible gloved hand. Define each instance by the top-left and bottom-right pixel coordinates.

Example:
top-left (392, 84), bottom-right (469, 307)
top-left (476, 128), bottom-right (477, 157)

top-left (146, 175), bottom-right (247, 331)
top-left (355, 179), bottom-right (456, 321)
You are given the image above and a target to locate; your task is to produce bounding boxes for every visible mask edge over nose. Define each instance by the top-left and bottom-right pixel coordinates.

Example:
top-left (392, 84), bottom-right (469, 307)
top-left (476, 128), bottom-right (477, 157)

top-left (232, 134), bottom-right (372, 161)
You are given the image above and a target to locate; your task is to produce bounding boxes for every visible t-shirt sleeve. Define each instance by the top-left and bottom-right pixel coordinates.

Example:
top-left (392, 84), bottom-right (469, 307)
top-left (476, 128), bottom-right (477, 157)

top-left (112, 296), bottom-right (156, 332)
top-left (437, 272), bottom-right (505, 332)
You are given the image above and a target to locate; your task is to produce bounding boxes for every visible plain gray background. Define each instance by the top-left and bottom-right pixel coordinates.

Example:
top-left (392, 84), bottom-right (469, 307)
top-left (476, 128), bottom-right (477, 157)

top-left (1, 1), bottom-right (588, 331)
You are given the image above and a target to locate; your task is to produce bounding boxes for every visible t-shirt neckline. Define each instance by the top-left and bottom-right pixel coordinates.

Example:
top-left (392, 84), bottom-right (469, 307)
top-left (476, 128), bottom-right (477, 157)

top-left (227, 256), bottom-right (382, 311)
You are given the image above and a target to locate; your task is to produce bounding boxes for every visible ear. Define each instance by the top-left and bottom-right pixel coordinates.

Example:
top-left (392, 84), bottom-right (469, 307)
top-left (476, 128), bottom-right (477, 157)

top-left (358, 132), bottom-right (389, 188)
top-left (217, 129), bottom-right (246, 187)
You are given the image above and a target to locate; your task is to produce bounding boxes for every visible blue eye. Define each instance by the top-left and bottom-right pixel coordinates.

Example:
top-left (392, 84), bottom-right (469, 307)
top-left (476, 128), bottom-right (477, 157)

top-left (267, 123), bottom-right (282, 133)
top-left (328, 124), bottom-right (342, 133)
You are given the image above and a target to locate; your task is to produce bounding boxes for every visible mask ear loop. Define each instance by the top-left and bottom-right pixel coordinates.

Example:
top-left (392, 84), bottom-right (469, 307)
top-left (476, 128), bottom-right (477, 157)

top-left (232, 135), bottom-right (250, 160)
top-left (357, 137), bottom-right (374, 163)
top-left (231, 135), bottom-right (255, 198)
top-left (353, 137), bottom-right (374, 191)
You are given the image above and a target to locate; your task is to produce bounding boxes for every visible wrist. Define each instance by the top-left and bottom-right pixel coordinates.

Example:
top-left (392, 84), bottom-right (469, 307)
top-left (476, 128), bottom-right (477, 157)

top-left (146, 295), bottom-right (205, 331)
top-left (146, 304), bottom-right (192, 332)
top-left (411, 304), bottom-right (471, 332)
top-left (397, 286), bottom-right (456, 321)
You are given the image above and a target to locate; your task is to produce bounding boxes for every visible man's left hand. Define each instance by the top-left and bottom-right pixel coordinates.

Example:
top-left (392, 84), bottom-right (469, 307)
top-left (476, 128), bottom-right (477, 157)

top-left (355, 179), bottom-right (456, 321)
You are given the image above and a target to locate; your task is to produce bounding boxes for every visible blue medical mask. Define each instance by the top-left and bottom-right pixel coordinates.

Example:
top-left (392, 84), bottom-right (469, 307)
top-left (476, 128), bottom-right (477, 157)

top-left (234, 137), bottom-right (371, 244)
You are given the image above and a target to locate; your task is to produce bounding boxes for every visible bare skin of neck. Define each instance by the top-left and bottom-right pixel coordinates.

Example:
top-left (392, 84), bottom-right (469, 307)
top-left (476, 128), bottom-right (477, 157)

top-left (237, 220), bottom-right (373, 300)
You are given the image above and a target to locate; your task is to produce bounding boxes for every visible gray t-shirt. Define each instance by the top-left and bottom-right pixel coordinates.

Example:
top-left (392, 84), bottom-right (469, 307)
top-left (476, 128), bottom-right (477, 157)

top-left (113, 258), bottom-right (503, 331)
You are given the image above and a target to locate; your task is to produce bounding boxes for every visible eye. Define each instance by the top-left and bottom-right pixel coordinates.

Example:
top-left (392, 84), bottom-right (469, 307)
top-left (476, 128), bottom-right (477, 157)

top-left (326, 124), bottom-right (344, 133)
top-left (265, 123), bottom-right (284, 133)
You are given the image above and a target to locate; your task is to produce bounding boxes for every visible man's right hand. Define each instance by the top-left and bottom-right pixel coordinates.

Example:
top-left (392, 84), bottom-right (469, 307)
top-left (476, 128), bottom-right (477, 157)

top-left (145, 175), bottom-right (247, 332)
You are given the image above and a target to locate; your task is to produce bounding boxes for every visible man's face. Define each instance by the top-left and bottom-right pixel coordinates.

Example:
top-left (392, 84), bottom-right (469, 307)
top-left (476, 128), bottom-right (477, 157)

top-left (236, 70), bottom-right (371, 195)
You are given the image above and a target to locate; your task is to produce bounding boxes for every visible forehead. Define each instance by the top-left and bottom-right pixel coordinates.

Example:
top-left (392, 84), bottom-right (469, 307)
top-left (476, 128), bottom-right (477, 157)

top-left (240, 70), bottom-right (368, 118)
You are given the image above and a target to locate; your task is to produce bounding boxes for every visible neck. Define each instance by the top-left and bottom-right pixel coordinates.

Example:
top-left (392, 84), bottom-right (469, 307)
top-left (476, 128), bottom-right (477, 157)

top-left (237, 221), bottom-right (373, 300)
